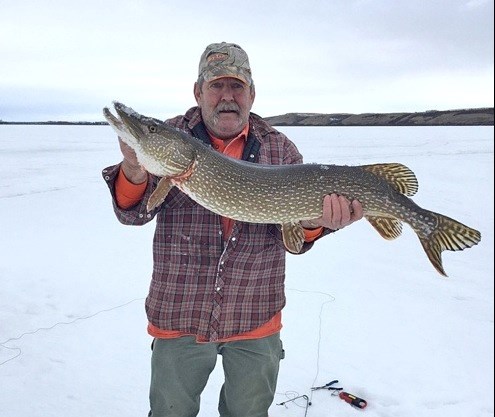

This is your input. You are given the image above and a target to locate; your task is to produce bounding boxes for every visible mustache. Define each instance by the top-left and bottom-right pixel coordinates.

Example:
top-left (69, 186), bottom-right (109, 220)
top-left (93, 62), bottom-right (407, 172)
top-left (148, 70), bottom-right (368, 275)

top-left (216, 102), bottom-right (240, 113)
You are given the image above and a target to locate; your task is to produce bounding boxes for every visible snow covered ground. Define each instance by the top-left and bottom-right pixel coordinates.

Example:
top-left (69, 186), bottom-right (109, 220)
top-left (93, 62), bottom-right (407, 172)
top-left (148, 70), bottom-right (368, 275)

top-left (0, 124), bottom-right (493, 417)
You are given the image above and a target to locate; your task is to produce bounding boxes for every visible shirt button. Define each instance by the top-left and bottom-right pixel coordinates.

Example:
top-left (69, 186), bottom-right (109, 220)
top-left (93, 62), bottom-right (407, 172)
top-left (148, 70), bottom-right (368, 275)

top-left (231, 237), bottom-right (236, 241)
top-left (216, 286), bottom-right (221, 292)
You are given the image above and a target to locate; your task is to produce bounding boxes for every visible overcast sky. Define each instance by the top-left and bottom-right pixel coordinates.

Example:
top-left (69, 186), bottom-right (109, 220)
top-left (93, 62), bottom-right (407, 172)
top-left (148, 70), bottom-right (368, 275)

top-left (1, 0), bottom-right (493, 121)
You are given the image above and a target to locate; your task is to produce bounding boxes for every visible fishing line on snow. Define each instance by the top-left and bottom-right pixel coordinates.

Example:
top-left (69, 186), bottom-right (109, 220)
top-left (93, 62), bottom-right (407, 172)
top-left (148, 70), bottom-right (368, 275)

top-left (2, 288), bottom-right (337, 415)
top-left (276, 287), bottom-right (336, 414)
top-left (0, 297), bottom-right (145, 366)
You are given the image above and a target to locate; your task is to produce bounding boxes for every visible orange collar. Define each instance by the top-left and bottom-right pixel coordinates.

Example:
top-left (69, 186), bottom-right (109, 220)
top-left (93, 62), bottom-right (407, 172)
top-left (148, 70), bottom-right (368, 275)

top-left (209, 124), bottom-right (249, 156)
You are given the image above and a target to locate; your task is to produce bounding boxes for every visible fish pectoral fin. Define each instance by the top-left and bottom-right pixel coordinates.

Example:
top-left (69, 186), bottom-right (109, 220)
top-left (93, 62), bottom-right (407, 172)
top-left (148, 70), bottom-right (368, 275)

top-left (361, 163), bottom-right (419, 197)
top-left (366, 215), bottom-right (403, 240)
top-left (281, 222), bottom-right (305, 254)
top-left (147, 177), bottom-right (174, 212)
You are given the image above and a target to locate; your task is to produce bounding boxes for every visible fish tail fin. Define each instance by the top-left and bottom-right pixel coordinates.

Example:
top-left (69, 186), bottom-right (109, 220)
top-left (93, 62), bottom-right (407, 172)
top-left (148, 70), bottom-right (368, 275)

top-left (418, 213), bottom-right (481, 276)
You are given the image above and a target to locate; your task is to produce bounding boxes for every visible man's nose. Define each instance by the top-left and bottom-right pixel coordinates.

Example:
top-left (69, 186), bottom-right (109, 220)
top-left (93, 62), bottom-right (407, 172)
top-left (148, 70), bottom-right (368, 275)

top-left (219, 86), bottom-right (235, 101)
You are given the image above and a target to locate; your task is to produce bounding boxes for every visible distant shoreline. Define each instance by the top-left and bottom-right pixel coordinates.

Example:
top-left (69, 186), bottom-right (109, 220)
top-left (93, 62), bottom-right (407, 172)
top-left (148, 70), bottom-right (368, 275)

top-left (263, 107), bottom-right (494, 127)
top-left (1, 107), bottom-right (493, 126)
top-left (0, 121), bottom-right (108, 126)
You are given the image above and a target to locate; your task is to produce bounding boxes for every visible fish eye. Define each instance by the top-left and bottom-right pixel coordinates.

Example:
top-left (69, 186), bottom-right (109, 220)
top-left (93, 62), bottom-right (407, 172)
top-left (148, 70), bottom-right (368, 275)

top-left (149, 126), bottom-right (157, 133)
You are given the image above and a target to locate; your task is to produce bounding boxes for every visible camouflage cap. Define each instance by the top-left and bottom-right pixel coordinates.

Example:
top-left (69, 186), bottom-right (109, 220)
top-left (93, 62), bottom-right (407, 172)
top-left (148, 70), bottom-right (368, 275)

top-left (198, 42), bottom-right (253, 86)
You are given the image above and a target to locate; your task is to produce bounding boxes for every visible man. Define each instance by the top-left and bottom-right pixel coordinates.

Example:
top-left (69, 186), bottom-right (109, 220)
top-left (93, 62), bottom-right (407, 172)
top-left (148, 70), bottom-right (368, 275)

top-left (102, 42), bottom-right (363, 417)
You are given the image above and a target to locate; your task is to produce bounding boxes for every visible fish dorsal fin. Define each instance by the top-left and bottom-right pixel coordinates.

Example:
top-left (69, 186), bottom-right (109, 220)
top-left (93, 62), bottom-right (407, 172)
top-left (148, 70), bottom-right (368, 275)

top-left (361, 163), bottom-right (419, 196)
top-left (366, 215), bottom-right (403, 240)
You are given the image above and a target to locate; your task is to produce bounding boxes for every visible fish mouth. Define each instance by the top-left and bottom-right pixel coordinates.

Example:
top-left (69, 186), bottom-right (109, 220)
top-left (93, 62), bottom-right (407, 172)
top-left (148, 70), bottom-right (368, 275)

top-left (103, 105), bottom-right (124, 131)
top-left (111, 101), bottom-right (148, 139)
top-left (103, 102), bottom-right (135, 138)
top-left (103, 101), bottom-right (147, 145)
top-left (103, 101), bottom-right (167, 148)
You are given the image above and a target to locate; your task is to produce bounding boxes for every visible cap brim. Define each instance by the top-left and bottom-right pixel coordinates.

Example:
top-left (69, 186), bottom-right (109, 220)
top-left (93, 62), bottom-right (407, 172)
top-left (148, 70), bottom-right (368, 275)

top-left (204, 74), bottom-right (250, 85)
top-left (201, 65), bottom-right (252, 85)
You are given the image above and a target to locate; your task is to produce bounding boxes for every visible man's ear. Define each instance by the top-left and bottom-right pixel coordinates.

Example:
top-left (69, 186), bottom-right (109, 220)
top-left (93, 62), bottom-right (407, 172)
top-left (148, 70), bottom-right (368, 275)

top-left (250, 84), bottom-right (256, 103)
top-left (193, 82), bottom-right (201, 105)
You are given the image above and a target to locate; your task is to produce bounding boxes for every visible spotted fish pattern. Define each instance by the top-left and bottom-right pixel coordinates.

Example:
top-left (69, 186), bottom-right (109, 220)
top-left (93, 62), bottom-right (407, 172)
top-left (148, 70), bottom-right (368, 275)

top-left (104, 101), bottom-right (481, 276)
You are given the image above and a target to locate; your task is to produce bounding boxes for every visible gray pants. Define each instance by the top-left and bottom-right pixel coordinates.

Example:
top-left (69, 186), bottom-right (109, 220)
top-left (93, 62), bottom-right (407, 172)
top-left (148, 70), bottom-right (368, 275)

top-left (148, 333), bottom-right (284, 417)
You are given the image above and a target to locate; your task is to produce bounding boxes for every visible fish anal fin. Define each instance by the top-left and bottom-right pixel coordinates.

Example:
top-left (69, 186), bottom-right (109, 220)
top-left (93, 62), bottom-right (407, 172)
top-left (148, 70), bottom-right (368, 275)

top-left (361, 163), bottom-right (419, 197)
top-left (282, 222), bottom-right (305, 254)
top-left (147, 177), bottom-right (174, 212)
top-left (366, 215), bottom-right (403, 240)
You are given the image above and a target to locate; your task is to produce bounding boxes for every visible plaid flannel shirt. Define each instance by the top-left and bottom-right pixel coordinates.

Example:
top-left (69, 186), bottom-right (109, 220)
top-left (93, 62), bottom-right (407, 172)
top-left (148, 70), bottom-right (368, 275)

top-left (102, 107), bottom-right (326, 341)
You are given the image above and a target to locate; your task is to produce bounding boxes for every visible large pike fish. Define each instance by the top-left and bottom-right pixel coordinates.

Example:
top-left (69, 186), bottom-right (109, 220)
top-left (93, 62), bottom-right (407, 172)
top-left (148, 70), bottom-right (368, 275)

top-left (103, 101), bottom-right (481, 276)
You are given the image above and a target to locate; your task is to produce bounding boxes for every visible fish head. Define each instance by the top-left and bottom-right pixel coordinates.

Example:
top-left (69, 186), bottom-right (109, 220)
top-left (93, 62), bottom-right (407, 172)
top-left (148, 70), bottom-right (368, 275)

top-left (103, 101), bottom-right (196, 177)
top-left (103, 101), bottom-right (163, 150)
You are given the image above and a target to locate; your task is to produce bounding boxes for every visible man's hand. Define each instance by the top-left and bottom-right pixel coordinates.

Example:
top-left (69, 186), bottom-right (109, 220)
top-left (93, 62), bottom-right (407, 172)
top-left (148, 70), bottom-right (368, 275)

top-left (118, 137), bottom-right (148, 184)
top-left (300, 194), bottom-right (363, 230)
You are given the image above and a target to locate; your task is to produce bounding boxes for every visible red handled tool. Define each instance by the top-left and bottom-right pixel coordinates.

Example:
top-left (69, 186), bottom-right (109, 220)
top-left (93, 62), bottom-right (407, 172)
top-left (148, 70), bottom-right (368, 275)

top-left (339, 391), bottom-right (367, 409)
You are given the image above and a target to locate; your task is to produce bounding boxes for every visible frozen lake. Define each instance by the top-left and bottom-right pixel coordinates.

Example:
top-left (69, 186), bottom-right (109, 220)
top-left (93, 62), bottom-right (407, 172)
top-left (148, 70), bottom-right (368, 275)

top-left (0, 124), bottom-right (493, 417)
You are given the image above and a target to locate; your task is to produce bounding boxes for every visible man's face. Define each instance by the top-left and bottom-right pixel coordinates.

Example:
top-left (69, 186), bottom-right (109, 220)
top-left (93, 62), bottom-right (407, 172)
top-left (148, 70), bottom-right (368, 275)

top-left (194, 77), bottom-right (255, 139)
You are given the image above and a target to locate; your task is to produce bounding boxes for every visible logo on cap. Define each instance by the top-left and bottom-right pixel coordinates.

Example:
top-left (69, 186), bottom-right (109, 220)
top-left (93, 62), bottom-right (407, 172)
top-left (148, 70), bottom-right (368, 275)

top-left (198, 42), bottom-right (253, 86)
